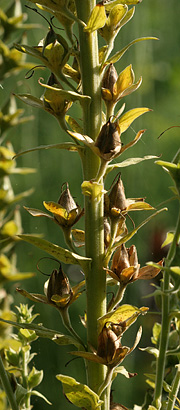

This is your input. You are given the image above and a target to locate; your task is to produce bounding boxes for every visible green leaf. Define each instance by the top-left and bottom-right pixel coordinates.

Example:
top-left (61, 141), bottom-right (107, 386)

top-left (39, 83), bottom-right (91, 108)
top-left (14, 93), bottom-right (44, 109)
top-left (105, 0), bottom-right (141, 11)
top-left (114, 366), bottom-right (136, 378)
top-left (17, 234), bottom-right (91, 271)
top-left (156, 160), bottom-right (180, 193)
top-left (107, 156), bottom-right (158, 172)
top-left (151, 322), bottom-right (161, 345)
top-left (112, 208), bottom-right (167, 250)
top-left (30, 390), bottom-right (52, 405)
top-left (28, 367), bottom-right (43, 389)
top-left (13, 143), bottom-right (82, 160)
top-left (161, 231), bottom-right (175, 248)
top-left (104, 37), bottom-right (158, 67)
top-left (119, 107), bottom-right (151, 133)
top-left (139, 347), bottom-right (159, 358)
top-left (65, 115), bottom-right (83, 134)
top-left (84, 4), bottom-right (106, 33)
top-left (56, 374), bottom-right (103, 409)
top-left (0, 319), bottom-right (82, 349)
top-left (97, 304), bottom-right (148, 334)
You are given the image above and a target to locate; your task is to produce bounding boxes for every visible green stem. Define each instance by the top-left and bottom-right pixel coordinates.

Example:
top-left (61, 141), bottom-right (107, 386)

top-left (0, 355), bottom-right (19, 410)
top-left (153, 206), bottom-right (180, 409)
top-left (22, 347), bottom-right (31, 410)
top-left (60, 308), bottom-right (86, 349)
top-left (106, 101), bottom-right (115, 121)
top-left (75, 1), bottom-right (109, 408)
top-left (107, 283), bottom-right (126, 312)
top-left (98, 367), bottom-right (113, 399)
top-left (166, 364), bottom-right (180, 410)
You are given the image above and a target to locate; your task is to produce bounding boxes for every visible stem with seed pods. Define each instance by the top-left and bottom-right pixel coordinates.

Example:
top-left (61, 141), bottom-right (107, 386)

top-left (75, 1), bottom-right (109, 407)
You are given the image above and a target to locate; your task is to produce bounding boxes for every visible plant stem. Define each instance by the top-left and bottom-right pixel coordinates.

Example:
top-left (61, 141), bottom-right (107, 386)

top-left (0, 355), bottom-right (19, 410)
top-left (75, 1), bottom-right (109, 408)
top-left (166, 364), bottom-right (180, 410)
top-left (22, 346), bottom-right (31, 410)
top-left (153, 207), bottom-right (180, 409)
top-left (60, 308), bottom-right (85, 349)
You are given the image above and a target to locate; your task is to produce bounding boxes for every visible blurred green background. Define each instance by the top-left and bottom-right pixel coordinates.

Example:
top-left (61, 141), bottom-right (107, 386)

top-left (1, 0), bottom-right (180, 408)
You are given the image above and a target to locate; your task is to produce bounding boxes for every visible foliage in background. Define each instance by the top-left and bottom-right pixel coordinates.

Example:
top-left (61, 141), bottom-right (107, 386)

top-left (0, 1), bottom-right (180, 410)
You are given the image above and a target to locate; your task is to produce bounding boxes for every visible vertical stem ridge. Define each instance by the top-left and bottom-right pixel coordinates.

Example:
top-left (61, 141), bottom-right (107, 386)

top-left (75, 1), bottom-right (109, 408)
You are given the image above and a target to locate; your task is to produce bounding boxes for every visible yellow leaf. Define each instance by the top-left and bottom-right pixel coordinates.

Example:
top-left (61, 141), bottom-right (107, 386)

top-left (116, 64), bottom-right (134, 95)
top-left (97, 304), bottom-right (148, 334)
top-left (84, 4), bottom-right (106, 33)
top-left (119, 107), bottom-right (151, 133)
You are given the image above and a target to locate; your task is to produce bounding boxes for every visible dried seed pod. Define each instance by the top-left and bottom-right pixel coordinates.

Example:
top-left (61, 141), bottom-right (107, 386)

top-left (97, 324), bottom-right (121, 363)
top-left (111, 244), bottom-right (130, 275)
top-left (46, 263), bottom-right (72, 305)
top-left (58, 182), bottom-right (77, 212)
top-left (109, 174), bottom-right (127, 213)
top-left (94, 118), bottom-right (121, 161)
top-left (102, 64), bottom-right (118, 101)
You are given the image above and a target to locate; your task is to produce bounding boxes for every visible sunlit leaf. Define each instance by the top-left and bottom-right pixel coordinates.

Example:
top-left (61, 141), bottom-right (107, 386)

top-left (24, 206), bottom-right (53, 219)
top-left (104, 37), bottom-right (158, 68)
top-left (107, 156), bottom-right (158, 172)
top-left (17, 235), bottom-right (91, 271)
top-left (84, 4), bottom-right (106, 33)
top-left (126, 201), bottom-right (154, 211)
top-left (65, 115), bottom-right (83, 133)
top-left (30, 390), bottom-right (52, 405)
top-left (56, 375), bottom-right (103, 409)
top-left (139, 347), bottom-right (159, 358)
top-left (97, 304), bottom-right (148, 334)
top-left (105, 0), bottom-right (141, 12)
top-left (161, 231), bottom-right (175, 248)
top-left (119, 108), bottom-right (151, 133)
top-left (114, 366), bottom-right (135, 378)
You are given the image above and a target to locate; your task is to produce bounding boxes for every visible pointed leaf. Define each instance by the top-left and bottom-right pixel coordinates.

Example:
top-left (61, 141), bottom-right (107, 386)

top-left (30, 390), bottom-right (52, 405)
top-left (14, 93), bottom-right (44, 109)
top-left (126, 201), bottom-right (154, 211)
top-left (107, 156), bottom-right (158, 172)
top-left (70, 350), bottom-right (105, 364)
top-left (112, 208), bottom-right (167, 250)
top-left (105, 0), bottom-right (141, 12)
top-left (84, 4), bottom-right (106, 33)
top-left (161, 231), bottom-right (175, 248)
top-left (65, 115), bottom-right (83, 134)
top-left (14, 143), bottom-right (81, 159)
top-left (17, 234), bottom-right (91, 270)
top-left (121, 130), bottom-right (145, 153)
top-left (56, 374), bottom-right (103, 409)
top-left (139, 347), bottom-right (159, 358)
top-left (0, 319), bottom-right (82, 348)
top-left (116, 65), bottom-right (134, 95)
top-left (39, 83), bottom-right (91, 107)
top-left (115, 366), bottom-right (137, 378)
top-left (119, 108), bottom-right (151, 133)
top-left (104, 37), bottom-right (158, 67)
top-left (24, 206), bottom-right (53, 219)
top-left (119, 6), bottom-right (135, 29)
top-left (97, 304), bottom-right (148, 334)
